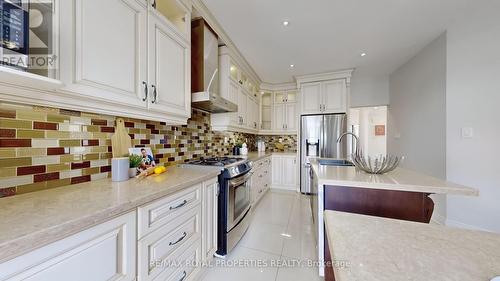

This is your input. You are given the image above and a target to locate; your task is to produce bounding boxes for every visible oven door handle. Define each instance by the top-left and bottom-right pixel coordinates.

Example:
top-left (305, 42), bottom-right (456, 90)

top-left (228, 172), bottom-right (253, 187)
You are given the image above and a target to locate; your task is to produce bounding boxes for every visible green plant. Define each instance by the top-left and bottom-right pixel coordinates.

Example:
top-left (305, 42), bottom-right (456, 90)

top-left (129, 154), bottom-right (143, 168)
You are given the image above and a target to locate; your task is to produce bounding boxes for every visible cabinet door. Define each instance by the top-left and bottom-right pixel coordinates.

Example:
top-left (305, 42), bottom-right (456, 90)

top-left (301, 82), bottom-right (322, 114)
top-left (251, 98), bottom-right (259, 129)
top-left (282, 156), bottom-right (297, 187)
top-left (202, 179), bottom-right (217, 262)
top-left (246, 95), bottom-right (254, 129)
top-left (238, 90), bottom-right (247, 125)
top-left (0, 212), bottom-right (137, 281)
top-left (273, 104), bottom-right (285, 131)
top-left (271, 156), bottom-right (283, 186)
top-left (60, 0), bottom-right (147, 108)
top-left (228, 80), bottom-right (239, 104)
top-left (285, 103), bottom-right (297, 132)
top-left (148, 12), bottom-right (191, 118)
top-left (323, 79), bottom-right (347, 113)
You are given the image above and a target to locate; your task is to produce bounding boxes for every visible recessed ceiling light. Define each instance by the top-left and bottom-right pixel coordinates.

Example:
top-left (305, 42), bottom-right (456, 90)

top-left (290, 64), bottom-right (295, 68)
top-left (360, 52), bottom-right (367, 57)
top-left (282, 21), bottom-right (289, 26)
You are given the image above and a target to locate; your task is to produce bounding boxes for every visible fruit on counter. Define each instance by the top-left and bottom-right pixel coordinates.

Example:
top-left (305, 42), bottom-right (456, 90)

top-left (154, 166), bottom-right (166, 174)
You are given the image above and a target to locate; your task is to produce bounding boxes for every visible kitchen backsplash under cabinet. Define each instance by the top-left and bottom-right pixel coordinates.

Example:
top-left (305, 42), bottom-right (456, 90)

top-left (0, 103), bottom-right (253, 197)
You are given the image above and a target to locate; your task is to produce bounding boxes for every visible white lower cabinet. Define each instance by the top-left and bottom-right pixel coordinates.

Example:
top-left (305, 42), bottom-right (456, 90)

top-left (271, 154), bottom-right (298, 191)
top-left (250, 157), bottom-right (271, 206)
top-left (0, 211), bottom-right (137, 281)
top-left (0, 177), bottom-right (219, 281)
top-left (201, 178), bottom-right (218, 262)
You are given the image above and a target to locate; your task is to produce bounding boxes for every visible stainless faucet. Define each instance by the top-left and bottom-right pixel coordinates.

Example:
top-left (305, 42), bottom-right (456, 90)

top-left (337, 132), bottom-right (360, 155)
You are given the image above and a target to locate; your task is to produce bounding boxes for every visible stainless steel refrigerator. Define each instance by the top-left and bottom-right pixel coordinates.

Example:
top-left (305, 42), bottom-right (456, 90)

top-left (300, 114), bottom-right (348, 194)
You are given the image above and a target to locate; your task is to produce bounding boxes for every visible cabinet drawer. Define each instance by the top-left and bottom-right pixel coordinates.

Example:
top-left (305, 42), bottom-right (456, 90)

top-left (138, 206), bottom-right (201, 281)
top-left (0, 212), bottom-right (136, 281)
top-left (138, 184), bottom-right (201, 239)
top-left (166, 240), bottom-right (202, 281)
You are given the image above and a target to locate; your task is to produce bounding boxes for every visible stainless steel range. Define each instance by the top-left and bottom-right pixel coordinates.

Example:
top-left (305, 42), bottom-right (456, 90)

top-left (185, 157), bottom-right (253, 257)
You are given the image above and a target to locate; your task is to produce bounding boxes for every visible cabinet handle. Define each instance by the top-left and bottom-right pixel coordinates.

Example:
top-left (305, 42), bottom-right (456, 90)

top-left (178, 271), bottom-right (187, 281)
top-left (152, 0), bottom-right (156, 9)
top-left (169, 231), bottom-right (187, 246)
top-left (170, 200), bottom-right (187, 210)
top-left (151, 85), bottom-right (157, 104)
top-left (142, 81), bottom-right (148, 102)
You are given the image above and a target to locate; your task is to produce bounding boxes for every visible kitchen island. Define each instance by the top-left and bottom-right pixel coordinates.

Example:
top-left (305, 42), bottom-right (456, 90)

top-left (324, 210), bottom-right (500, 281)
top-left (309, 158), bottom-right (478, 280)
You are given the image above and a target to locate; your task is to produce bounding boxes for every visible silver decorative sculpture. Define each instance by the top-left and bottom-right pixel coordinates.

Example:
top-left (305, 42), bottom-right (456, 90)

top-left (351, 150), bottom-right (403, 174)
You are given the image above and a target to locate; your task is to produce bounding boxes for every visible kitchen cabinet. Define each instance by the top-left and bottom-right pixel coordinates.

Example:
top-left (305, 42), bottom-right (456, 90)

top-left (301, 82), bottom-right (322, 113)
top-left (147, 9), bottom-right (191, 119)
top-left (0, 176), bottom-right (218, 281)
top-left (0, 212), bottom-right (137, 281)
top-left (259, 85), bottom-right (298, 135)
top-left (57, 0), bottom-right (191, 124)
top-left (271, 154), bottom-right (298, 191)
top-left (212, 46), bottom-right (260, 133)
top-left (202, 178), bottom-right (218, 262)
top-left (251, 157), bottom-right (272, 206)
top-left (297, 70), bottom-right (353, 115)
top-left (300, 80), bottom-right (346, 114)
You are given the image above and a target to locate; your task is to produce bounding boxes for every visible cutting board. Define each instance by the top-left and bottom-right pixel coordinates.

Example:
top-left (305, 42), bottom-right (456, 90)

top-left (111, 118), bottom-right (132, 157)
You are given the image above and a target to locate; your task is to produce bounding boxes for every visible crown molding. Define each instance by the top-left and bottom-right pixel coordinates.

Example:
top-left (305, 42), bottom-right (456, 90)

top-left (259, 82), bottom-right (297, 92)
top-left (192, 0), bottom-right (261, 84)
top-left (295, 69), bottom-right (355, 88)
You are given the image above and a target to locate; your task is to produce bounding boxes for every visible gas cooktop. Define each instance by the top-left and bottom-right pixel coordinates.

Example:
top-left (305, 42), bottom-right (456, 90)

top-left (186, 157), bottom-right (246, 167)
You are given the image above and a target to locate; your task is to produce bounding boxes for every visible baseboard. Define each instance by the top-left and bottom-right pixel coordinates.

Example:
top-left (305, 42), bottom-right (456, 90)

top-left (270, 185), bottom-right (298, 192)
top-left (445, 218), bottom-right (490, 232)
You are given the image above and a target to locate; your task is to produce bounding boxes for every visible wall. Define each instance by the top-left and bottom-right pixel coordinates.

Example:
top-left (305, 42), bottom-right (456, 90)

top-left (0, 101), bottom-right (297, 198)
top-left (349, 106), bottom-right (387, 157)
top-left (445, 5), bottom-right (500, 232)
top-left (350, 73), bottom-right (390, 107)
top-left (387, 33), bottom-right (447, 224)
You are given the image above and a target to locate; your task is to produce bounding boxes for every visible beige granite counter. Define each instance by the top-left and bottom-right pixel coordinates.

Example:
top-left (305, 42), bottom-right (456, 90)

top-left (324, 210), bottom-right (500, 281)
top-left (0, 166), bottom-right (221, 263)
top-left (311, 158), bottom-right (477, 196)
top-left (237, 151), bottom-right (297, 162)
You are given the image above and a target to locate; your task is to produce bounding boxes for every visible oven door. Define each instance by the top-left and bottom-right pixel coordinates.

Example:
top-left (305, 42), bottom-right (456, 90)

top-left (226, 171), bottom-right (252, 232)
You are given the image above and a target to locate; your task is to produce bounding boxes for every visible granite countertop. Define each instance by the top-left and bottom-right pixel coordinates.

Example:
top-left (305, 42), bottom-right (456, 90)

top-left (234, 151), bottom-right (297, 162)
top-left (0, 166), bottom-right (221, 263)
top-left (324, 210), bottom-right (500, 281)
top-left (310, 158), bottom-right (477, 196)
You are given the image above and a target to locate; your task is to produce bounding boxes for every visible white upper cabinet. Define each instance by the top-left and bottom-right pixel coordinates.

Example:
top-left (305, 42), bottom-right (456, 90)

top-left (260, 84), bottom-right (298, 135)
top-left (147, 10), bottom-right (190, 118)
top-left (57, 0), bottom-right (192, 124)
top-left (322, 79), bottom-right (347, 113)
top-left (301, 82), bottom-right (322, 114)
top-left (212, 46), bottom-right (260, 133)
top-left (60, 0), bottom-right (148, 108)
top-left (297, 69), bottom-right (353, 115)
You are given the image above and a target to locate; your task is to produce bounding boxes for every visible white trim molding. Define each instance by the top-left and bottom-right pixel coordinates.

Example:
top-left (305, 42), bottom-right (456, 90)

top-left (260, 82), bottom-right (297, 92)
top-left (295, 69), bottom-right (354, 89)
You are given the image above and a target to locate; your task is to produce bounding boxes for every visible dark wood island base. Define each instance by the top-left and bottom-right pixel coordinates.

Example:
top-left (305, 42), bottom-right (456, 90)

top-left (323, 185), bottom-right (435, 281)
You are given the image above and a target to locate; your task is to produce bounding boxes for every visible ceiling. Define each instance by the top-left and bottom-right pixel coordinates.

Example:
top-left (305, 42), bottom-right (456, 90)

top-left (201, 0), bottom-right (476, 84)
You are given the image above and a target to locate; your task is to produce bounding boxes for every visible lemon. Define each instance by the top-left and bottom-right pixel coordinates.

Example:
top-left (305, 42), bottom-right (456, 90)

top-left (154, 167), bottom-right (163, 174)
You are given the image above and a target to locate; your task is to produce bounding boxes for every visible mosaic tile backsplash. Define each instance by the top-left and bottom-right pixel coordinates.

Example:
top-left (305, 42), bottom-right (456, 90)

top-left (0, 102), bottom-right (296, 197)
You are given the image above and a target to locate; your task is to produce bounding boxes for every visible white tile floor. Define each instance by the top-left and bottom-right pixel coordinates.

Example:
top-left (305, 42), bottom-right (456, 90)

top-left (202, 191), bottom-right (322, 281)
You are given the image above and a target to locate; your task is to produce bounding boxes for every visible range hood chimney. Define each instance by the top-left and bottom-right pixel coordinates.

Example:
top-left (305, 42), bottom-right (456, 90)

top-left (191, 18), bottom-right (237, 113)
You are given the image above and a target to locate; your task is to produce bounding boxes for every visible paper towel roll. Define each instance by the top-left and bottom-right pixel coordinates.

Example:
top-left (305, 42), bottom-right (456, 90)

top-left (112, 157), bottom-right (130, 182)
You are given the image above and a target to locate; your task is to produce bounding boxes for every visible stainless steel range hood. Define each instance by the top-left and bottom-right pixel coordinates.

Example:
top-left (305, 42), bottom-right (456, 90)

top-left (191, 18), bottom-right (237, 113)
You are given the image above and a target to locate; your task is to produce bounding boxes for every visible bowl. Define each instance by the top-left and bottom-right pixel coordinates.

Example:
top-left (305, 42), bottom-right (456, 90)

top-left (351, 151), bottom-right (403, 174)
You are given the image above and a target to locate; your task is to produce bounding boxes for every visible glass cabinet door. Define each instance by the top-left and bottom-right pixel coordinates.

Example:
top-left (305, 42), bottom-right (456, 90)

top-left (274, 92), bottom-right (285, 103)
top-left (153, 0), bottom-right (189, 35)
top-left (286, 90), bottom-right (297, 103)
top-left (230, 61), bottom-right (239, 82)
